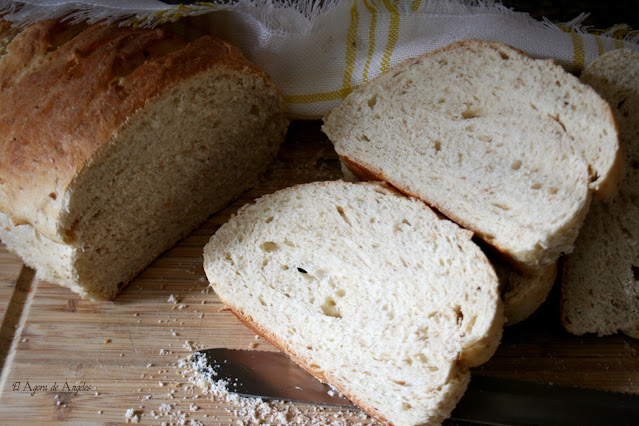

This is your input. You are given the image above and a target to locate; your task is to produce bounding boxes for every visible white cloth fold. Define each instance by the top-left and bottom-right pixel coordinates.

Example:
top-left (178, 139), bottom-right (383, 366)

top-left (2, 0), bottom-right (637, 118)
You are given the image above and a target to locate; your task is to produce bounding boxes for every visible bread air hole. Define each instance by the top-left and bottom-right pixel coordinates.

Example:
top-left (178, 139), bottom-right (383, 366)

top-left (632, 265), bottom-right (639, 281)
top-left (416, 353), bottom-right (428, 364)
top-left (454, 305), bottom-right (464, 326)
top-left (491, 202), bottom-right (510, 211)
top-left (548, 113), bottom-right (567, 132)
top-left (260, 241), bottom-right (279, 252)
top-left (498, 50), bottom-right (510, 60)
top-left (461, 107), bottom-right (484, 119)
top-left (336, 205), bottom-right (353, 226)
top-left (617, 98), bottom-right (628, 109)
top-left (367, 94), bottom-right (377, 108)
top-left (511, 159), bottom-right (522, 170)
top-left (320, 296), bottom-right (342, 318)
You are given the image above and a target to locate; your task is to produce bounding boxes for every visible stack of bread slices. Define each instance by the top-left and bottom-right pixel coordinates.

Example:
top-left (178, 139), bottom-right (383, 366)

top-left (205, 40), bottom-right (627, 424)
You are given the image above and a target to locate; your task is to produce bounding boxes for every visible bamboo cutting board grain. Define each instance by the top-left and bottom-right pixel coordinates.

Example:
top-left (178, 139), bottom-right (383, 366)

top-left (0, 121), bottom-right (637, 425)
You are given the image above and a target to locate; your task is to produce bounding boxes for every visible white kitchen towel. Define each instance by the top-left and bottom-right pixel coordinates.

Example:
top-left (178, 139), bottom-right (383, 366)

top-left (1, 0), bottom-right (637, 118)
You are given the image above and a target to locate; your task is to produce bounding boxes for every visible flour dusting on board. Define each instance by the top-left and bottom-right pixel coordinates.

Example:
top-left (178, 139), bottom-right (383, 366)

top-left (182, 353), bottom-right (372, 425)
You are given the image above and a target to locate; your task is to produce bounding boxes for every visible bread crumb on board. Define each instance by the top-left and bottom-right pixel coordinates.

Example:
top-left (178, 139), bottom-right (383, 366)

top-left (182, 352), bottom-right (373, 425)
top-left (124, 408), bottom-right (140, 423)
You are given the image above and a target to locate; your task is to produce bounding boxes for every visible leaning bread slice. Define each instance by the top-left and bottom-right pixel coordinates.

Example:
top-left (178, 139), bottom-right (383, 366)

top-left (0, 19), bottom-right (288, 300)
top-left (561, 48), bottom-right (639, 337)
top-left (323, 39), bottom-right (622, 272)
top-left (204, 181), bottom-right (503, 425)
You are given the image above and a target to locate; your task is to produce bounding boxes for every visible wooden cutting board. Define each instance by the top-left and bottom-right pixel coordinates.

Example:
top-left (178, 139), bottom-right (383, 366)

top-left (0, 121), bottom-right (637, 425)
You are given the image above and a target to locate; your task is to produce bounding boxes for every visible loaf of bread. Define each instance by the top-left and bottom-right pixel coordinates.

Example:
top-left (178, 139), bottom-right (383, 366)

top-left (0, 19), bottom-right (288, 300)
top-left (561, 48), bottom-right (639, 338)
top-left (203, 181), bottom-right (503, 425)
top-left (322, 39), bottom-right (623, 273)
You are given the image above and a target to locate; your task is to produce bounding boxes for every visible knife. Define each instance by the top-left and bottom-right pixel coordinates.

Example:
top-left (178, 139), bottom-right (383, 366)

top-left (192, 348), bottom-right (639, 425)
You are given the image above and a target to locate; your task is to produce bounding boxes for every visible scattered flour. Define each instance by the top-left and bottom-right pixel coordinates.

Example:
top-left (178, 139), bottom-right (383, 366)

top-left (125, 408), bottom-right (140, 423)
top-left (181, 353), bottom-right (373, 425)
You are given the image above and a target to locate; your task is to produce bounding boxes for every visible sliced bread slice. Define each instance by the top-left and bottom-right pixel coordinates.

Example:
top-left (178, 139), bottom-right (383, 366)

top-left (203, 181), bottom-right (503, 425)
top-left (322, 39), bottom-right (622, 272)
top-left (340, 160), bottom-right (555, 326)
top-left (0, 19), bottom-right (288, 299)
top-left (561, 48), bottom-right (639, 337)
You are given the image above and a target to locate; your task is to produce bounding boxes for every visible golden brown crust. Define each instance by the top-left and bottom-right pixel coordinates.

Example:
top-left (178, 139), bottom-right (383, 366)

top-left (0, 20), bottom-right (274, 243)
top-left (0, 19), bottom-right (21, 55)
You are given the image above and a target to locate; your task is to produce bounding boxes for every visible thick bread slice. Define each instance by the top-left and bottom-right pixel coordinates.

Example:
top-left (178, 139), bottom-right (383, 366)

top-left (0, 19), bottom-right (288, 299)
top-left (203, 181), bottom-right (503, 425)
top-left (561, 49), bottom-right (639, 337)
top-left (323, 39), bottom-right (622, 272)
top-left (340, 162), bottom-right (555, 326)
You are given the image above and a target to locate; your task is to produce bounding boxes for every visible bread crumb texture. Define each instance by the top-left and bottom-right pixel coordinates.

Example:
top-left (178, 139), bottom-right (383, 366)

top-left (562, 48), bottom-right (639, 338)
top-left (323, 39), bottom-right (621, 272)
top-left (204, 181), bottom-right (503, 425)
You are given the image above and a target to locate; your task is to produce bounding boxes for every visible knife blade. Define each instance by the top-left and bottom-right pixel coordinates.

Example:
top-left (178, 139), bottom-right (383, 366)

top-left (192, 348), bottom-right (639, 425)
top-left (192, 347), bottom-right (354, 407)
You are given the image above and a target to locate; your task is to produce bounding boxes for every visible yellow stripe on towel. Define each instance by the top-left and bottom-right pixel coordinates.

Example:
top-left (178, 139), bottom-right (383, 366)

top-left (362, 0), bottom-right (378, 83)
top-left (283, 87), bottom-right (356, 104)
top-left (380, 0), bottom-right (400, 72)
